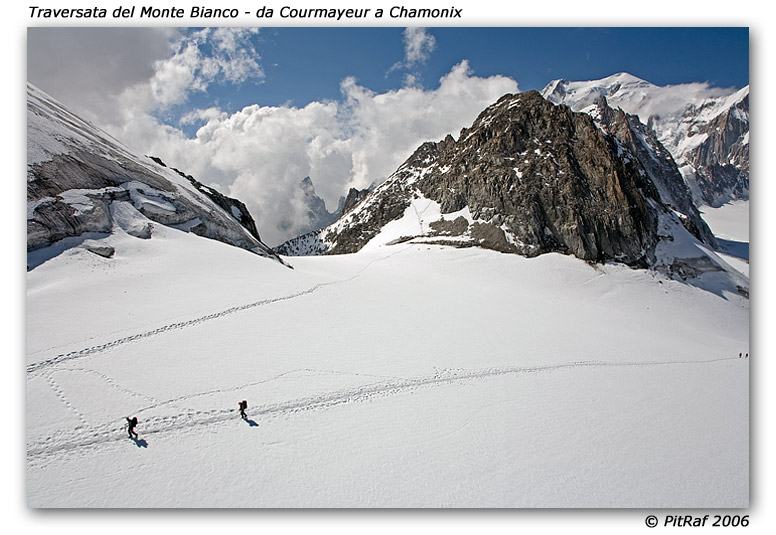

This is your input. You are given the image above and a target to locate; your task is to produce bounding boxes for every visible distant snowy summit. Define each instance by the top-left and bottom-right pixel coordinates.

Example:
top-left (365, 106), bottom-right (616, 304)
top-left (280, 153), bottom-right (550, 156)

top-left (541, 72), bottom-right (749, 207)
top-left (278, 88), bottom-right (747, 295)
top-left (26, 83), bottom-right (287, 268)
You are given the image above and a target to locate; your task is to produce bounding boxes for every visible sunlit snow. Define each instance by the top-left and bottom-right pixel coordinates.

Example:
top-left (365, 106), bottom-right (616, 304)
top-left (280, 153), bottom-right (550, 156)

top-left (27, 204), bottom-right (749, 507)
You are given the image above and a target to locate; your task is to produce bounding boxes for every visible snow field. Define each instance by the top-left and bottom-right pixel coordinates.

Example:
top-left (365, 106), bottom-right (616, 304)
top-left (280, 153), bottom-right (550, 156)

top-left (28, 355), bottom-right (747, 507)
top-left (698, 201), bottom-right (749, 243)
top-left (27, 220), bottom-right (748, 507)
top-left (699, 201), bottom-right (750, 277)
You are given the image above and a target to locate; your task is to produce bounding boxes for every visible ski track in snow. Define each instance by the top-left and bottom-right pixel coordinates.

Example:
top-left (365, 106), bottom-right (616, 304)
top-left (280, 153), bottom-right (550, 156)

top-left (27, 356), bottom-right (741, 465)
top-left (26, 245), bottom-right (413, 376)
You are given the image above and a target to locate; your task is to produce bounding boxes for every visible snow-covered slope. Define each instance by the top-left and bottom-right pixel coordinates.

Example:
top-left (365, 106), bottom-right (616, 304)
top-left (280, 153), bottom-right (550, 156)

top-left (542, 72), bottom-right (659, 116)
top-left (542, 73), bottom-right (749, 206)
top-left (27, 83), bottom-right (285, 267)
top-left (27, 197), bottom-right (749, 507)
top-left (540, 72), bottom-right (746, 157)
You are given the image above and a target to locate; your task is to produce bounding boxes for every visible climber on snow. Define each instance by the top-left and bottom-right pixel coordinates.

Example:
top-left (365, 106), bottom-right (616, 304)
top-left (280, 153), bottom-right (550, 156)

top-left (126, 416), bottom-right (139, 439)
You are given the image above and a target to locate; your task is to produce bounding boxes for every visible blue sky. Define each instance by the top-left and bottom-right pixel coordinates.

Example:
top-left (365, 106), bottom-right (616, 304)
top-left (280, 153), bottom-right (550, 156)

top-left (26, 26), bottom-right (750, 245)
top-left (182, 27), bottom-right (749, 115)
top-left (28, 26), bottom-right (750, 135)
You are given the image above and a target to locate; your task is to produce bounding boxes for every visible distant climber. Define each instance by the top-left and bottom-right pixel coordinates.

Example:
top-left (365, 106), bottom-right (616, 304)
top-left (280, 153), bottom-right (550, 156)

top-left (238, 400), bottom-right (248, 419)
top-left (126, 416), bottom-right (138, 439)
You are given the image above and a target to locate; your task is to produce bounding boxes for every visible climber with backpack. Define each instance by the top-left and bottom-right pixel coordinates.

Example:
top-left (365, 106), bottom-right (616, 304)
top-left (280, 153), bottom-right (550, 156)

top-left (238, 400), bottom-right (248, 419)
top-left (126, 416), bottom-right (139, 439)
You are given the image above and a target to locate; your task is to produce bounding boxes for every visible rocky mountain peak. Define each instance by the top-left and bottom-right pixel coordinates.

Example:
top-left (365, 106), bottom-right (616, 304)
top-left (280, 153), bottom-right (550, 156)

top-left (340, 187), bottom-right (370, 215)
top-left (683, 92), bottom-right (749, 206)
top-left (413, 90), bottom-right (661, 264)
top-left (281, 90), bottom-right (678, 266)
top-left (268, 89), bottom-right (748, 295)
top-left (296, 176), bottom-right (338, 232)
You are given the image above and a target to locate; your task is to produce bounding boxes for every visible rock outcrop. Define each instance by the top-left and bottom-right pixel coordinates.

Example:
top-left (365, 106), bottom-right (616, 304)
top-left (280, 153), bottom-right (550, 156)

top-left (282, 91), bottom-right (674, 266)
top-left (682, 93), bottom-right (749, 206)
top-left (592, 97), bottom-right (717, 247)
top-left (339, 187), bottom-right (371, 215)
top-left (414, 91), bottom-right (661, 264)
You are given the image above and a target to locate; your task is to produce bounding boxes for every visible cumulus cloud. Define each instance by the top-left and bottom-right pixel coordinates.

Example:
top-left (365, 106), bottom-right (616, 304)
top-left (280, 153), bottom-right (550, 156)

top-left (29, 28), bottom-right (519, 247)
top-left (29, 28), bottom-right (264, 126)
top-left (119, 27), bottom-right (263, 122)
top-left (131, 60), bottom-right (518, 245)
top-left (388, 27), bottom-right (437, 83)
top-left (634, 81), bottom-right (737, 120)
top-left (403, 27), bottom-right (437, 66)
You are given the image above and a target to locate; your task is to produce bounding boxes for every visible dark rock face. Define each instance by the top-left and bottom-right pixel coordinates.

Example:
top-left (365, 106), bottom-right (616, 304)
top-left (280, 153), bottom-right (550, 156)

top-left (279, 90), bottom-right (742, 276)
top-left (540, 74), bottom-right (749, 209)
top-left (340, 187), bottom-right (370, 215)
top-left (429, 216), bottom-right (469, 236)
top-left (692, 162), bottom-right (749, 207)
top-left (593, 97), bottom-right (717, 248)
top-left (684, 94), bottom-right (749, 206)
top-left (414, 91), bottom-right (660, 264)
top-left (326, 174), bottom-right (415, 255)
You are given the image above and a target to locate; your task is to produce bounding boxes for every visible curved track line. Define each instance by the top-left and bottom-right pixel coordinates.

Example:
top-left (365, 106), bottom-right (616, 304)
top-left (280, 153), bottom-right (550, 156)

top-left (27, 356), bottom-right (740, 462)
top-left (26, 246), bottom-right (413, 376)
top-left (131, 367), bottom-right (405, 416)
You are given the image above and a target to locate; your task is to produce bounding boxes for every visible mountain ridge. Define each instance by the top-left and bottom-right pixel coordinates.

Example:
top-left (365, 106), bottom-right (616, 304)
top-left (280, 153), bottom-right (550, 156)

top-left (277, 89), bottom-right (746, 295)
top-left (540, 72), bottom-right (749, 207)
